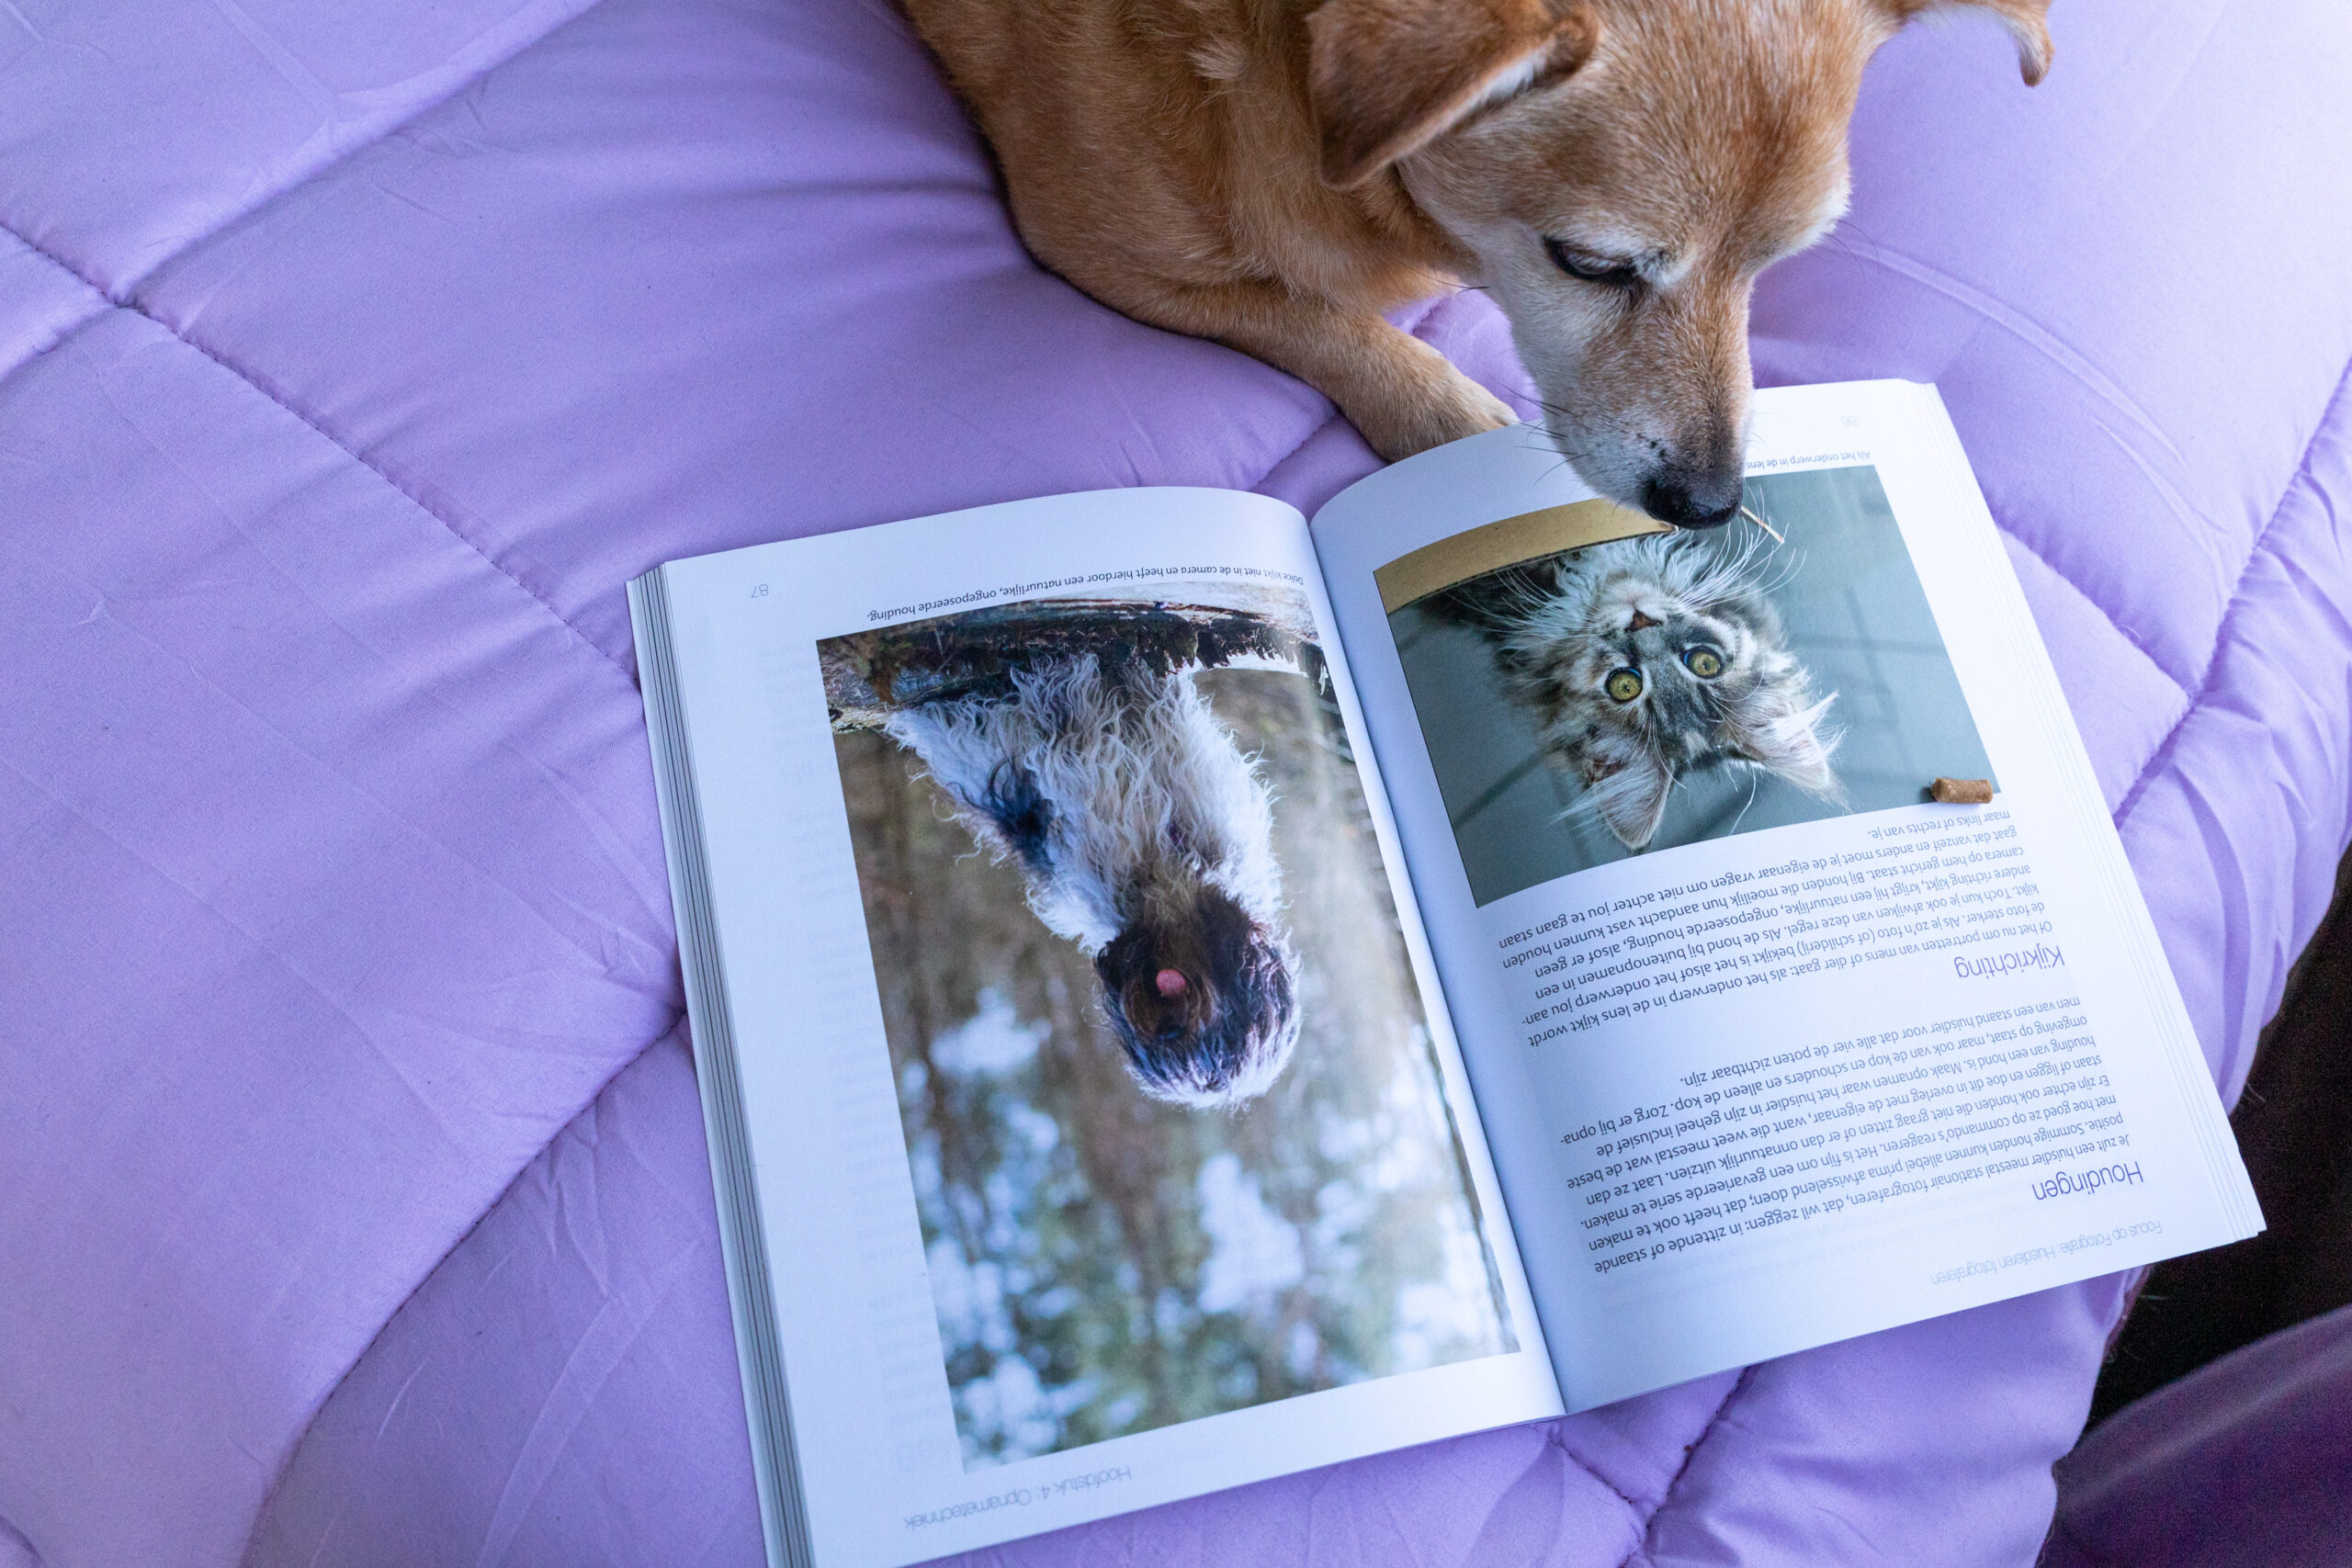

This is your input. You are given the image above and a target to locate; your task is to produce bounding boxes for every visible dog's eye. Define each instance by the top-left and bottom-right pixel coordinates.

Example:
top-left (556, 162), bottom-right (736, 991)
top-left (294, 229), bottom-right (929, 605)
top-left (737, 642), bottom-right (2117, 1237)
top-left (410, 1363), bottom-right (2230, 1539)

top-left (1605, 668), bottom-right (1643, 704)
top-left (1681, 646), bottom-right (1724, 678)
top-left (1544, 239), bottom-right (1642, 288)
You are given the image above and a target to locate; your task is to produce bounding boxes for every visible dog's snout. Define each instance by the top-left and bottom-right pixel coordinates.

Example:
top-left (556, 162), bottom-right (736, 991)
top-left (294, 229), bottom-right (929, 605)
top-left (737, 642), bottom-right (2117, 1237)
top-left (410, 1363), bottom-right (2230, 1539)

top-left (1638, 468), bottom-right (1744, 530)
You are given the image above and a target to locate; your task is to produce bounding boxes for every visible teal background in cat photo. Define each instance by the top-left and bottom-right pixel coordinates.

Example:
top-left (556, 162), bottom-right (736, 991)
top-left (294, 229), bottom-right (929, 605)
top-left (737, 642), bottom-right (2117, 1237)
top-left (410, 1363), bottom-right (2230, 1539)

top-left (1390, 465), bottom-right (1996, 908)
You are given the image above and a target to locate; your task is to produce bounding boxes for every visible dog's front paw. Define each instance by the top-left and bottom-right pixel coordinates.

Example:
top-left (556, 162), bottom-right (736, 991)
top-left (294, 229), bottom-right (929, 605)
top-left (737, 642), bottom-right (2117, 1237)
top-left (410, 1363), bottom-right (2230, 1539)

top-left (1347, 359), bottom-right (1516, 462)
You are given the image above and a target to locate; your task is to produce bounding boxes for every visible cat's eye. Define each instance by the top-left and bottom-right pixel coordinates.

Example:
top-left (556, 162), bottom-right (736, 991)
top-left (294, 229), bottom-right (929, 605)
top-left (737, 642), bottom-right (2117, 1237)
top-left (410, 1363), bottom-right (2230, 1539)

top-left (1681, 647), bottom-right (1724, 679)
top-left (1605, 668), bottom-right (1643, 704)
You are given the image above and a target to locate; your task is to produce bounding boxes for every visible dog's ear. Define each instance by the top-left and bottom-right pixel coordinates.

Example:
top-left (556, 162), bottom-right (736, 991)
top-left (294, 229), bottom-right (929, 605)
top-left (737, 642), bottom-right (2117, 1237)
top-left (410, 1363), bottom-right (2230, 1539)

top-left (1308, 0), bottom-right (1600, 189)
top-left (1878, 0), bottom-right (2052, 86)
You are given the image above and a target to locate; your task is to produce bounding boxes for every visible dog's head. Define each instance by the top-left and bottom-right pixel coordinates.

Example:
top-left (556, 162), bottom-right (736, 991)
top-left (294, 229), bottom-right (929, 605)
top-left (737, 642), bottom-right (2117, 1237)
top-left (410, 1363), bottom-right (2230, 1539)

top-left (1093, 884), bottom-right (1300, 1109)
top-left (1308, 0), bottom-right (2052, 524)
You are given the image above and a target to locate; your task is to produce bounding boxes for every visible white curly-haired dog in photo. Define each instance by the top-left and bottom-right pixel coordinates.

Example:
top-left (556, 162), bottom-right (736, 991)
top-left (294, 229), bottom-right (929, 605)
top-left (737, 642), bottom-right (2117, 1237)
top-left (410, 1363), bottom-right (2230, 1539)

top-left (884, 653), bottom-right (1300, 1108)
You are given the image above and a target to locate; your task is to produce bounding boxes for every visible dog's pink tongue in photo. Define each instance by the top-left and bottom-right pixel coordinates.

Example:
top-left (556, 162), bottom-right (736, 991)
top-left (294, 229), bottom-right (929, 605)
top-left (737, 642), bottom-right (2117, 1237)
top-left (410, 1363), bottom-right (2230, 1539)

top-left (896, 0), bottom-right (2050, 524)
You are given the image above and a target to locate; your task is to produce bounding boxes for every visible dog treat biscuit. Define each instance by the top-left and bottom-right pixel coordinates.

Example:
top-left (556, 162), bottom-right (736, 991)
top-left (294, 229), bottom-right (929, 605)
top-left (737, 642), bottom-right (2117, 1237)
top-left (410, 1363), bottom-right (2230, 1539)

top-left (1931, 776), bottom-right (1995, 805)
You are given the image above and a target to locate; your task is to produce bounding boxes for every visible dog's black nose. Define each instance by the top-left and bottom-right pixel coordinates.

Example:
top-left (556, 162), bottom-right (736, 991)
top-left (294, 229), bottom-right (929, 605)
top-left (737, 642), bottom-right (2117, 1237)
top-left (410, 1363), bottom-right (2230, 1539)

top-left (1646, 474), bottom-right (1740, 531)
top-left (1639, 471), bottom-right (1743, 529)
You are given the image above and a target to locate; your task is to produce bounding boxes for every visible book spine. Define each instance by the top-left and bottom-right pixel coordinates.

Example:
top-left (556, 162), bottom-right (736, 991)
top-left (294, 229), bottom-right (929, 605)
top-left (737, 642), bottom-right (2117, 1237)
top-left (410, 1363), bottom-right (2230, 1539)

top-left (628, 568), bottom-right (819, 1568)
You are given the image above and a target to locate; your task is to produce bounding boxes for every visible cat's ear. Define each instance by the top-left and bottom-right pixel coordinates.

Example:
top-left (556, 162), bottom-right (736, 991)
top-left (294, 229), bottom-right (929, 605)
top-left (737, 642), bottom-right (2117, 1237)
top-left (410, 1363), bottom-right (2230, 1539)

top-left (1589, 752), bottom-right (1675, 851)
top-left (1730, 694), bottom-right (1843, 800)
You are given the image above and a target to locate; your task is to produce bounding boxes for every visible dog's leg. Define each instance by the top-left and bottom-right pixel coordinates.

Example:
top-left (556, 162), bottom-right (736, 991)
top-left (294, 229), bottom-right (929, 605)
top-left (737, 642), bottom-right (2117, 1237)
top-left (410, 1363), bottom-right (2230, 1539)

top-left (1130, 280), bottom-right (1515, 461)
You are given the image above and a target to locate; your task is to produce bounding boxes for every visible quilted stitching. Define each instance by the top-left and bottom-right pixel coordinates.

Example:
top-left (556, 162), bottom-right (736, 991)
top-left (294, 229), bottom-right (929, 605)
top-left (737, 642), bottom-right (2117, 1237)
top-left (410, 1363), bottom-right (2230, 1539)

top-left (0, 216), bottom-right (639, 685)
top-left (2116, 355), bottom-right (2352, 828)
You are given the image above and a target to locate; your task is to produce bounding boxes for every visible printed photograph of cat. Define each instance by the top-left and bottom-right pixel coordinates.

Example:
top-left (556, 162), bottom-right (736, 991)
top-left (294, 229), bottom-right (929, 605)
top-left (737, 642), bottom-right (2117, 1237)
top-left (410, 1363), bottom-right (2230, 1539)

top-left (1428, 532), bottom-right (1843, 852)
top-left (1386, 464), bottom-right (1996, 907)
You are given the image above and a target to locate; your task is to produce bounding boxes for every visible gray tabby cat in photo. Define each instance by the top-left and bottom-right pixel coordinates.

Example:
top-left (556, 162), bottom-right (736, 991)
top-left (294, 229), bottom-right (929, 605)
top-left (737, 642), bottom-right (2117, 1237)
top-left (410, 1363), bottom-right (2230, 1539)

top-left (1431, 533), bottom-right (1842, 852)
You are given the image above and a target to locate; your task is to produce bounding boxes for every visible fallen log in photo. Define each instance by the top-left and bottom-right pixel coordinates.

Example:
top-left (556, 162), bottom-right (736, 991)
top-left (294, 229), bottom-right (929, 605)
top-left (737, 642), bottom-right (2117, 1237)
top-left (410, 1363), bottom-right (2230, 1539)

top-left (822, 591), bottom-right (1323, 730)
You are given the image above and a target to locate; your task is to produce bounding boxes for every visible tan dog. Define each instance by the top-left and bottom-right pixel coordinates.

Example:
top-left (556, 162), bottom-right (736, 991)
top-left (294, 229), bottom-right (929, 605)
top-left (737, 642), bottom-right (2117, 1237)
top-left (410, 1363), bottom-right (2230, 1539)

top-left (899, 0), bottom-right (2051, 525)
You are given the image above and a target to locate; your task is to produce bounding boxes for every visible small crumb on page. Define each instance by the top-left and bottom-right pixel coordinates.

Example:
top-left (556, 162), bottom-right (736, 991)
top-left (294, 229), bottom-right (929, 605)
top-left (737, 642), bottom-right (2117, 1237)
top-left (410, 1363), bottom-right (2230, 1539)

top-left (1931, 776), bottom-right (1994, 805)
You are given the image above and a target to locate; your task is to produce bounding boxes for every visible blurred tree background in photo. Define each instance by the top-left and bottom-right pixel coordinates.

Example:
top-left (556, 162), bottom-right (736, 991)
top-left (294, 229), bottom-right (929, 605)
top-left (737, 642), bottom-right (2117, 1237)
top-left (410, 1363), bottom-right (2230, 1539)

top-left (835, 657), bottom-right (1516, 1468)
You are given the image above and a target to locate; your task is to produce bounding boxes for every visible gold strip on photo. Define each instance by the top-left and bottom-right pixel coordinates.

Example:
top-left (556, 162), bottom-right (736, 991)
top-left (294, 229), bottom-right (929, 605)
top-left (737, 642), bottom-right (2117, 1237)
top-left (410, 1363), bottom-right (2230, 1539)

top-left (1374, 499), bottom-right (1669, 613)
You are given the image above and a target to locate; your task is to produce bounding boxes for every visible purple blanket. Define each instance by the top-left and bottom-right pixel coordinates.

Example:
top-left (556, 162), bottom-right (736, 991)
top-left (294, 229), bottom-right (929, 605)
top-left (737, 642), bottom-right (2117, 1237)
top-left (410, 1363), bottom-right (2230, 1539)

top-left (2, 2), bottom-right (2347, 1565)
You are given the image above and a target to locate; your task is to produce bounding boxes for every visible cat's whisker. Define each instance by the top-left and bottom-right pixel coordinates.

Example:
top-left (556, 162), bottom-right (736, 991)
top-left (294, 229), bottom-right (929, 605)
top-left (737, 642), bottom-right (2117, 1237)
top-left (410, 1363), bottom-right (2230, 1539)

top-left (1726, 769), bottom-right (1761, 837)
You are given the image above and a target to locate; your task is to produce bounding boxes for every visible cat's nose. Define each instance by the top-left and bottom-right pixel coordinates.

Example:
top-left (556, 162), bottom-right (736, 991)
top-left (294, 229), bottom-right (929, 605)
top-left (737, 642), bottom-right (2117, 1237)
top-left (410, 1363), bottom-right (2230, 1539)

top-left (1639, 467), bottom-right (1743, 529)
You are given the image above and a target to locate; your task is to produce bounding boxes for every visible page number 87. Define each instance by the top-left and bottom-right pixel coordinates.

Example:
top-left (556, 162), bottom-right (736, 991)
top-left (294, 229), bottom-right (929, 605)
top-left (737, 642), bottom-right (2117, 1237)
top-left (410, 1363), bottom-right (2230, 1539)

top-left (750, 583), bottom-right (770, 599)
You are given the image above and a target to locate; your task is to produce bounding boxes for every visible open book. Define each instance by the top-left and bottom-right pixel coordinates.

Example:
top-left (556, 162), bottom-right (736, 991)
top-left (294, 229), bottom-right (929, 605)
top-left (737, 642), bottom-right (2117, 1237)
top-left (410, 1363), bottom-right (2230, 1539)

top-left (628, 380), bottom-right (2259, 1568)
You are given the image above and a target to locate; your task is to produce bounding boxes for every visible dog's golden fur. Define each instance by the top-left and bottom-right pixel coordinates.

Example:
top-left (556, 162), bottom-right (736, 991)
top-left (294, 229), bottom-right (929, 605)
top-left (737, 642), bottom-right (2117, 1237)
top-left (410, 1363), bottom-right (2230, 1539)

top-left (900, 0), bottom-right (2051, 519)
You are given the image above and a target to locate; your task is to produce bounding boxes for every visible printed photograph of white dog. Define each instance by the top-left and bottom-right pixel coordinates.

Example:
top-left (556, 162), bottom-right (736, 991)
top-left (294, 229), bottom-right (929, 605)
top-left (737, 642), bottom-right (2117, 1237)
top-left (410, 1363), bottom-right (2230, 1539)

top-left (821, 584), bottom-right (1515, 1466)
top-left (1390, 465), bottom-right (1993, 905)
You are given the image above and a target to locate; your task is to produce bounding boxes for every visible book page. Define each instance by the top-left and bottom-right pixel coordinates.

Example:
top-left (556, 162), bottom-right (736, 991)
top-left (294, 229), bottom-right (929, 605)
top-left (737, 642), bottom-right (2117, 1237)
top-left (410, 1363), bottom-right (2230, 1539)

top-left (1309, 383), bottom-right (2260, 1409)
top-left (639, 488), bottom-right (1562, 1568)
